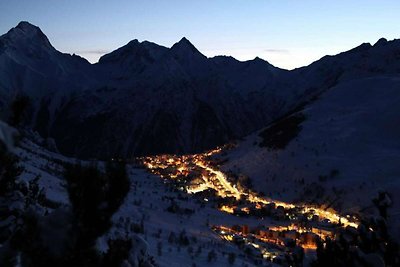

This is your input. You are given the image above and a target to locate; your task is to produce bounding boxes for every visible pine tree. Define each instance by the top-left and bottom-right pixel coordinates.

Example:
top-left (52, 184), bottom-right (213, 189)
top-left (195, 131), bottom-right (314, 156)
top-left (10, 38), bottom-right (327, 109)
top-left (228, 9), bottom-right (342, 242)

top-left (0, 145), bottom-right (22, 196)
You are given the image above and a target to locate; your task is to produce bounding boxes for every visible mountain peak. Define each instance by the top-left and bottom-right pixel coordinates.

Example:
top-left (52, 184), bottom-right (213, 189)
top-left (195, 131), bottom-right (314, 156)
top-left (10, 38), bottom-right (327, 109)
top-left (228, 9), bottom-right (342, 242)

top-left (250, 56), bottom-right (274, 68)
top-left (374, 38), bottom-right (388, 47)
top-left (178, 37), bottom-right (191, 44)
top-left (126, 39), bottom-right (140, 46)
top-left (253, 56), bottom-right (265, 62)
top-left (16, 21), bottom-right (39, 31)
top-left (171, 37), bottom-right (202, 56)
top-left (98, 38), bottom-right (168, 66)
top-left (13, 21), bottom-right (47, 39)
top-left (3, 21), bottom-right (53, 49)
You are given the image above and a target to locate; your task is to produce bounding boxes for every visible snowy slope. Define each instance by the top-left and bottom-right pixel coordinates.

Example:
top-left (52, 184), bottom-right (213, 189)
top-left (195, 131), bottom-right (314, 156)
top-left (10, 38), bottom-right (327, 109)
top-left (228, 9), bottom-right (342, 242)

top-left (101, 167), bottom-right (277, 267)
top-left (4, 139), bottom-right (156, 266)
top-left (220, 75), bottom-right (400, 238)
top-left (6, 138), bottom-right (275, 266)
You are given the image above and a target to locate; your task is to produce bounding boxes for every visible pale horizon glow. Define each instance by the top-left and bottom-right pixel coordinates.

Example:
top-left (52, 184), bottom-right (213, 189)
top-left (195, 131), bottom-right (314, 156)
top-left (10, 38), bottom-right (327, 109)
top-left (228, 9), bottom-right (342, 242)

top-left (0, 0), bottom-right (399, 70)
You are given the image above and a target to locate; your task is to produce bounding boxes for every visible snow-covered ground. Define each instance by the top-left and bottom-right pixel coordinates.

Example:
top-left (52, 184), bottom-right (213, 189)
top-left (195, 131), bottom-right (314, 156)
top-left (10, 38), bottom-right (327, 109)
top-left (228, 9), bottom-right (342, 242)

top-left (13, 138), bottom-right (282, 266)
top-left (16, 138), bottom-right (71, 205)
top-left (220, 75), bottom-right (400, 239)
top-left (105, 167), bottom-right (277, 267)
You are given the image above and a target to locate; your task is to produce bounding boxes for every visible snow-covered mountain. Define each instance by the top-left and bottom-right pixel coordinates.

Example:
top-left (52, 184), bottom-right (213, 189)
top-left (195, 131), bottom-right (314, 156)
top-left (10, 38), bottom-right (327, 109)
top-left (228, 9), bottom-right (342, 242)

top-left (1, 22), bottom-right (400, 160)
top-left (0, 22), bottom-right (96, 116)
top-left (0, 22), bottom-right (288, 158)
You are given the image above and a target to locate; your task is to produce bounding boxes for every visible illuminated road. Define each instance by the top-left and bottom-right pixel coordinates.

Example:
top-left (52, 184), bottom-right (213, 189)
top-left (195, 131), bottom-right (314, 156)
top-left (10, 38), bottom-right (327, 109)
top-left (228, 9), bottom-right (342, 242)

top-left (193, 159), bottom-right (242, 199)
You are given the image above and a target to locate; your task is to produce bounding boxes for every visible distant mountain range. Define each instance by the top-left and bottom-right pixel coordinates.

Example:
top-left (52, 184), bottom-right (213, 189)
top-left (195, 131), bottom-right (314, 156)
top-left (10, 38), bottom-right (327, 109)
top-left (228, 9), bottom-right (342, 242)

top-left (0, 21), bottom-right (399, 159)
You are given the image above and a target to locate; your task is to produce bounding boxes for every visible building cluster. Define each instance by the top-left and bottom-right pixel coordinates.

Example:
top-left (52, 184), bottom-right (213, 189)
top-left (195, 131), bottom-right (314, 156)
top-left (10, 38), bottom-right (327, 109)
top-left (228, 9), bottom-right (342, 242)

top-left (212, 225), bottom-right (306, 265)
top-left (141, 147), bottom-right (362, 266)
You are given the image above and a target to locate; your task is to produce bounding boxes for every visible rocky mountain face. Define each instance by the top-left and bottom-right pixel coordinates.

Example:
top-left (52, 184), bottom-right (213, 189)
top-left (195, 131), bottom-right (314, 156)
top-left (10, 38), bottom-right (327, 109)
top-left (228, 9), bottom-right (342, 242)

top-left (0, 22), bottom-right (399, 159)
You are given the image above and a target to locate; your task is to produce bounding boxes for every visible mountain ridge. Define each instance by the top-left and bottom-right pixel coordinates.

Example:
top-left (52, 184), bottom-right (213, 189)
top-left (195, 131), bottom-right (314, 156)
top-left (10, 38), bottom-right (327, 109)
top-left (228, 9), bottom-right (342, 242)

top-left (0, 21), bottom-right (399, 159)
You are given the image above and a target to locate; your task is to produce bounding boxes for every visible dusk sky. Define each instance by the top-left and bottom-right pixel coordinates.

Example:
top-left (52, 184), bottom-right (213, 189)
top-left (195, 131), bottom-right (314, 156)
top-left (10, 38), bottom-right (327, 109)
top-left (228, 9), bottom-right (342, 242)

top-left (1, 0), bottom-right (399, 69)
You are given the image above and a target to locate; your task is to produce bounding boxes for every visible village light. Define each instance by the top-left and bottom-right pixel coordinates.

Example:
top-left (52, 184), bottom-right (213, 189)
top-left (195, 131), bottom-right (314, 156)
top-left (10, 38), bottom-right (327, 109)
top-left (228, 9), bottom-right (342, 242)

top-left (141, 145), bottom-right (361, 260)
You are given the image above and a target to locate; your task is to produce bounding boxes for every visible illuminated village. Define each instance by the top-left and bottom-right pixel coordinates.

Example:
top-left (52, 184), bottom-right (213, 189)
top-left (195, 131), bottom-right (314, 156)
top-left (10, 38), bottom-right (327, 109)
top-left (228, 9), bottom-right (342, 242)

top-left (141, 146), bottom-right (362, 265)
